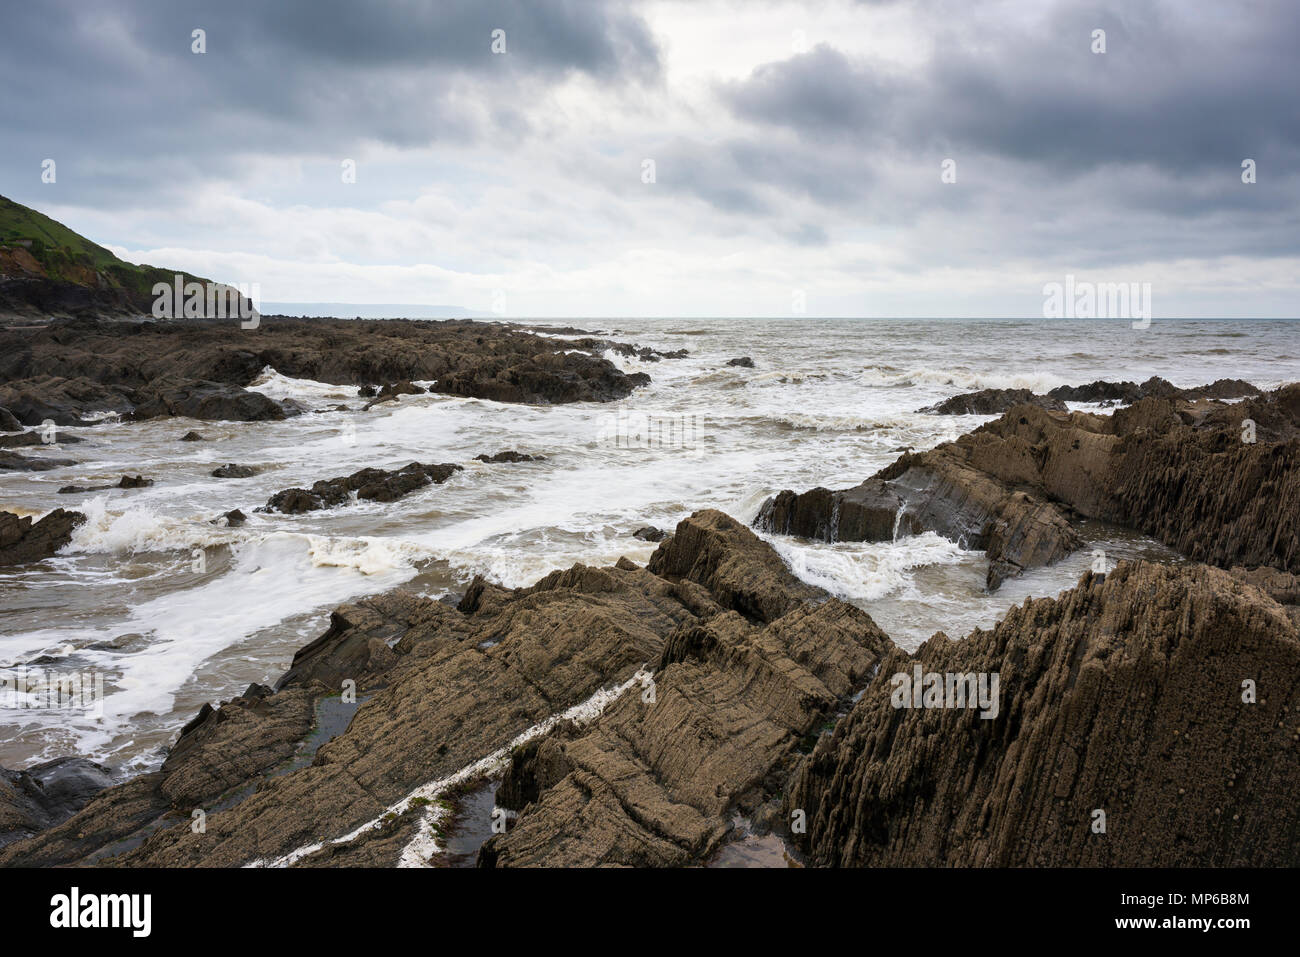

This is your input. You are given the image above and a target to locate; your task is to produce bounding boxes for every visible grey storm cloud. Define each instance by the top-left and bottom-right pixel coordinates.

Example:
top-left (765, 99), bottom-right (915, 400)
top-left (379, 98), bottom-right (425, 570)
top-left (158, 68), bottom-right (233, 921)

top-left (721, 1), bottom-right (1300, 174)
top-left (0, 0), bottom-right (660, 204)
top-left (677, 0), bottom-right (1300, 264)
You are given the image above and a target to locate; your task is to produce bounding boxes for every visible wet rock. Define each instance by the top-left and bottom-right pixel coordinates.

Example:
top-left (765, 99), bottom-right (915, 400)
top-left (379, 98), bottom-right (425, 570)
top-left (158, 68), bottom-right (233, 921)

top-left (179, 430), bottom-right (207, 442)
top-left (1, 758), bottom-right (115, 847)
top-left (482, 598), bottom-right (891, 867)
top-left (0, 376), bottom-right (128, 426)
top-left (275, 592), bottom-right (462, 693)
top-left (0, 450), bottom-right (77, 471)
top-left (130, 377), bottom-right (292, 422)
top-left (919, 388), bottom-right (1068, 415)
top-left (212, 463), bottom-right (258, 478)
top-left (0, 509), bottom-right (813, 866)
top-left (785, 561), bottom-right (1300, 866)
top-left (0, 509), bottom-right (85, 565)
top-left (1045, 376), bottom-right (1258, 407)
top-left (213, 509), bottom-right (247, 528)
top-left (726, 356), bottom-right (755, 368)
top-left (260, 462), bottom-right (462, 514)
top-left (357, 384), bottom-right (378, 398)
top-left (378, 380), bottom-right (426, 399)
top-left (434, 350), bottom-right (650, 404)
top-left (606, 342), bottom-right (689, 362)
top-left (474, 450), bottom-right (545, 464)
top-left (0, 317), bottom-right (650, 422)
top-left (58, 474), bottom-right (153, 494)
top-left (0, 407), bottom-right (20, 431)
top-left (0, 430), bottom-right (83, 448)
top-left (6, 507), bottom-right (1299, 869)
top-left (633, 525), bottom-right (667, 542)
top-left (758, 383), bottom-right (1300, 587)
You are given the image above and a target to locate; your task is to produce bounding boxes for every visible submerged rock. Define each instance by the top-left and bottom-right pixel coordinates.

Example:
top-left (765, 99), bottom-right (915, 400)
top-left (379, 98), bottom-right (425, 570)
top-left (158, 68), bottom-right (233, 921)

top-left (0, 430), bottom-right (83, 448)
top-left (474, 450), bottom-right (545, 464)
top-left (58, 475), bottom-right (152, 494)
top-left (632, 525), bottom-right (666, 542)
top-left (211, 463), bottom-right (258, 478)
top-left (726, 356), bottom-right (755, 368)
top-left (0, 450), bottom-right (77, 471)
top-left (179, 431), bottom-right (207, 442)
top-left (213, 508), bottom-right (247, 527)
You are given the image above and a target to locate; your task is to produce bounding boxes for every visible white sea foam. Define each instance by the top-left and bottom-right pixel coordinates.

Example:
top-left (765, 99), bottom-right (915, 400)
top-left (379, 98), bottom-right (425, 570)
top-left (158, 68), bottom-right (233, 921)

top-left (766, 531), bottom-right (973, 604)
top-left (246, 366), bottom-right (359, 402)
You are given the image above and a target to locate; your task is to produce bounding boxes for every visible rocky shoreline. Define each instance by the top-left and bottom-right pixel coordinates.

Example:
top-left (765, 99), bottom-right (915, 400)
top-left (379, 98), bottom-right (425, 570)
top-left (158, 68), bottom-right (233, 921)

top-left (0, 315), bottom-right (655, 428)
top-left (1, 354), bottom-right (1298, 867)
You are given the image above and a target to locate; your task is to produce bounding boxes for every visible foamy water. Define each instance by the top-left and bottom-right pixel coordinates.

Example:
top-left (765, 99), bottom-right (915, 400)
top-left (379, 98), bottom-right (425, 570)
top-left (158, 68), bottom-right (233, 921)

top-left (0, 318), bottom-right (1295, 770)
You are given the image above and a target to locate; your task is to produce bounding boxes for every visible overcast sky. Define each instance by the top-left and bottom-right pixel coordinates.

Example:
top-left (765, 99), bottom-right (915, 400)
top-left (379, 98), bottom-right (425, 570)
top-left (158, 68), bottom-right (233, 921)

top-left (3, 0), bottom-right (1297, 317)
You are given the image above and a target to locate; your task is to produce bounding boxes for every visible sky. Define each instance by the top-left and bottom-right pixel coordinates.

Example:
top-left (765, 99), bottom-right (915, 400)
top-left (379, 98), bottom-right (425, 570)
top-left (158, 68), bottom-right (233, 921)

top-left (2, 0), bottom-right (1298, 317)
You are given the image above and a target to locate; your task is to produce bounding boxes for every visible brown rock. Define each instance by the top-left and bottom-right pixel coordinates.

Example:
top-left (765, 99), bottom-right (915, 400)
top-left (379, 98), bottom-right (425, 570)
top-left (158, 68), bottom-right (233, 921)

top-left (0, 509), bottom-right (84, 566)
top-left (785, 561), bottom-right (1300, 866)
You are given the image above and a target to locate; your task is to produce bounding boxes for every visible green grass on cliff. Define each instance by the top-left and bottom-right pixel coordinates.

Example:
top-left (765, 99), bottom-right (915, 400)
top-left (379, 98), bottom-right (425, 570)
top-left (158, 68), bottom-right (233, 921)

top-left (0, 193), bottom-right (211, 299)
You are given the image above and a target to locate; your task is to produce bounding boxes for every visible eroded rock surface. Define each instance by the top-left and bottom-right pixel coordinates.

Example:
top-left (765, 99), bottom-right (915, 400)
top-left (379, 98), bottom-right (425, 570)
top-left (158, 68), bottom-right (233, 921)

top-left (0, 508), bottom-right (84, 566)
top-left (0, 510), bottom-right (836, 867)
top-left (758, 384), bottom-right (1300, 588)
top-left (785, 561), bottom-right (1300, 867)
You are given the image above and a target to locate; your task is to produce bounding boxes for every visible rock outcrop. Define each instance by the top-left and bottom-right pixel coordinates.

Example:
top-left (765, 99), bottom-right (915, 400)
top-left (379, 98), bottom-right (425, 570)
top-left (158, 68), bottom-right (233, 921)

top-left (919, 388), bottom-right (1068, 415)
top-left (0, 509), bottom-right (84, 566)
top-left (1, 759), bottom-right (115, 847)
top-left (212, 464), bottom-right (258, 478)
top-left (480, 598), bottom-right (890, 866)
top-left (260, 462), bottom-right (462, 513)
top-left (0, 510), bottom-right (838, 867)
top-left (758, 384), bottom-right (1300, 588)
top-left (785, 561), bottom-right (1300, 866)
top-left (0, 316), bottom-right (652, 426)
top-left (2, 509), bottom-right (1298, 868)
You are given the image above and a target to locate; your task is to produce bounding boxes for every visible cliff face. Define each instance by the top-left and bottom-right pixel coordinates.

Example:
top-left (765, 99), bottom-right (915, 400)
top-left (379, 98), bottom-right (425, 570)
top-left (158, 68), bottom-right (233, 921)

top-left (757, 385), bottom-right (1300, 588)
top-left (785, 561), bottom-right (1300, 867)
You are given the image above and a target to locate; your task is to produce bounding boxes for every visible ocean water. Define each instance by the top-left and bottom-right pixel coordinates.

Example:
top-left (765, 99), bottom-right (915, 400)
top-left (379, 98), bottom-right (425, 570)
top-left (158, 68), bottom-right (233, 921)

top-left (1, 318), bottom-right (1296, 772)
